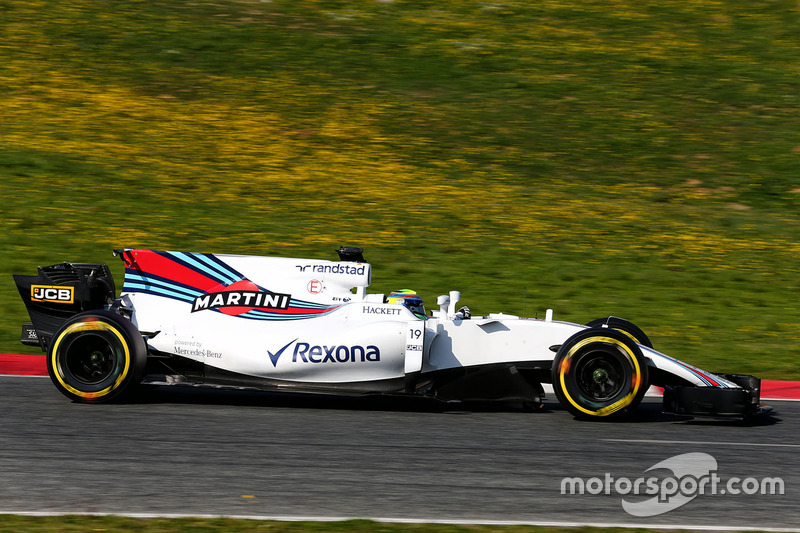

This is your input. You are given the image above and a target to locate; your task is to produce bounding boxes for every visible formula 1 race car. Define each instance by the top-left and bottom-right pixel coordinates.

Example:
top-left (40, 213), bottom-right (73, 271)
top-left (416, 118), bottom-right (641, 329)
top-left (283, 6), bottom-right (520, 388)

top-left (13, 247), bottom-right (765, 419)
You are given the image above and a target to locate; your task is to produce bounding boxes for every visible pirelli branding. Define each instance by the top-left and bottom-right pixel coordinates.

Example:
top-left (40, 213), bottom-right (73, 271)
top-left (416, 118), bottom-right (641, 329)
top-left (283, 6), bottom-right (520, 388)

top-left (31, 285), bottom-right (75, 304)
top-left (191, 290), bottom-right (291, 313)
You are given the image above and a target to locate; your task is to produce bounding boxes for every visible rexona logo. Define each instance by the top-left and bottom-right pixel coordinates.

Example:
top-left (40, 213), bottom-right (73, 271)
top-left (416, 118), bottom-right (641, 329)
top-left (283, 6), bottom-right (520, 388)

top-left (294, 343), bottom-right (380, 363)
top-left (31, 285), bottom-right (74, 304)
top-left (191, 280), bottom-right (291, 316)
top-left (267, 339), bottom-right (381, 367)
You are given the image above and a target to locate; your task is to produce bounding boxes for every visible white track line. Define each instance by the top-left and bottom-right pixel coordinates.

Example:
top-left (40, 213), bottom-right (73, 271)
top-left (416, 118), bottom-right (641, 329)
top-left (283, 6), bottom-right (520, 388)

top-left (604, 438), bottom-right (800, 448)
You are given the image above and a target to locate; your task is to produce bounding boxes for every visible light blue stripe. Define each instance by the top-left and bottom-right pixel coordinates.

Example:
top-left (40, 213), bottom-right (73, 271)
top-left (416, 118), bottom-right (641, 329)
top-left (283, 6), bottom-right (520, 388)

top-left (242, 313), bottom-right (318, 321)
top-left (191, 253), bottom-right (243, 283)
top-left (287, 300), bottom-right (333, 309)
top-left (125, 285), bottom-right (193, 302)
top-left (247, 309), bottom-right (335, 319)
top-left (124, 284), bottom-right (194, 303)
top-left (124, 275), bottom-right (202, 299)
top-left (171, 252), bottom-right (238, 285)
top-left (124, 281), bottom-right (198, 302)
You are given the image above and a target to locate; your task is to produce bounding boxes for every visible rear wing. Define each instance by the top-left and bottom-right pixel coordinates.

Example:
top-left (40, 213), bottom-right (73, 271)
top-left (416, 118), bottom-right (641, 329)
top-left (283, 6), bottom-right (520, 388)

top-left (13, 263), bottom-right (116, 351)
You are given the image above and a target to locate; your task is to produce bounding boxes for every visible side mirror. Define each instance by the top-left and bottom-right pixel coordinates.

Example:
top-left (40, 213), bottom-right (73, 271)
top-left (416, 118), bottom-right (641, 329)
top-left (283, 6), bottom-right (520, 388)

top-left (448, 291), bottom-right (461, 317)
top-left (437, 295), bottom-right (450, 316)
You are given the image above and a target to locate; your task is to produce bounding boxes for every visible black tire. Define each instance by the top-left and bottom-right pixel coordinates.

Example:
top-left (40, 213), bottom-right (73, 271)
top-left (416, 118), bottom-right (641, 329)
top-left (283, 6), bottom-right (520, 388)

top-left (586, 316), bottom-right (653, 348)
top-left (552, 327), bottom-right (649, 419)
top-left (47, 310), bottom-right (147, 403)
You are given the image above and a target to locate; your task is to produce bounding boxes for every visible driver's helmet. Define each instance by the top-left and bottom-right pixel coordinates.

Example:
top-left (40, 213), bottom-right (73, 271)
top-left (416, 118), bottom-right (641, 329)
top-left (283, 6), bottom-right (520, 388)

top-left (387, 289), bottom-right (426, 319)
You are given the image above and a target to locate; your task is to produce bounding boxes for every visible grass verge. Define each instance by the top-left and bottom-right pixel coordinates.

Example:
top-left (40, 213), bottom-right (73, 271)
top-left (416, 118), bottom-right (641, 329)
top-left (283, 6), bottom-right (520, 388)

top-left (0, 515), bottom-right (660, 533)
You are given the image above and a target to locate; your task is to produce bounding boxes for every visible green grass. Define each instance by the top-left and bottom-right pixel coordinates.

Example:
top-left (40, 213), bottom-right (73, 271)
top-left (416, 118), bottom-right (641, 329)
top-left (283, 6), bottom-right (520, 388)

top-left (0, 516), bottom-right (670, 533)
top-left (2, 0), bottom-right (800, 380)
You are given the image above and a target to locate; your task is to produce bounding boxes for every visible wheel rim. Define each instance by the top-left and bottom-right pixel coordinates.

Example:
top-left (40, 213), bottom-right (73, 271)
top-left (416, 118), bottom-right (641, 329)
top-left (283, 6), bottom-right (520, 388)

top-left (557, 334), bottom-right (644, 417)
top-left (575, 349), bottom-right (625, 402)
top-left (50, 317), bottom-right (135, 401)
top-left (63, 333), bottom-right (118, 385)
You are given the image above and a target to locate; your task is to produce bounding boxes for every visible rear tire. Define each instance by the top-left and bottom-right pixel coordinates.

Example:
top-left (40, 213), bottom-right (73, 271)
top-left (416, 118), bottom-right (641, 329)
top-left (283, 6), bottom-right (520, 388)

top-left (552, 328), bottom-right (649, 419)
top-left (47, 310), bottom-right (147, 403)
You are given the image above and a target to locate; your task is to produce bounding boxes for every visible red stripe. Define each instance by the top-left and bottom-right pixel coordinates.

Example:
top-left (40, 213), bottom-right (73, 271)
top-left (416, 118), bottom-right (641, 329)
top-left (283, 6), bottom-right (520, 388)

top-left (0, 354), bottom-right (47, 375)
top-left (125, 250), bottom-right (223, 292)
top-left (762, 380), bottom-right (800, 400)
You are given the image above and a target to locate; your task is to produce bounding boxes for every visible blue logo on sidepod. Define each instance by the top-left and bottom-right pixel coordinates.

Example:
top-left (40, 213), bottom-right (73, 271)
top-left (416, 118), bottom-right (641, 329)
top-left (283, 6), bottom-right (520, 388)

top-left (267, 338), bottom-right (298, 367)
top-left (292, 343), bottom-right (380, 363)
top-left (267, 339), bottom-right (381, 366)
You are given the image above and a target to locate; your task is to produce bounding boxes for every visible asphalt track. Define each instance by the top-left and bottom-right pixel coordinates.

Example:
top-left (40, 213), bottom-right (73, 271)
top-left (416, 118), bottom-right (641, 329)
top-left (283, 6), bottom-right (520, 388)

top-left (1, 375), bottom-right (797, 529)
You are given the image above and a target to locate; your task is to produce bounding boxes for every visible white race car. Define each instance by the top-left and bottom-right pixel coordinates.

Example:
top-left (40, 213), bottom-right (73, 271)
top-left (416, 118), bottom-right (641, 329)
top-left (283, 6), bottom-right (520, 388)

top-left (14, 247), bottom-right (765, 419)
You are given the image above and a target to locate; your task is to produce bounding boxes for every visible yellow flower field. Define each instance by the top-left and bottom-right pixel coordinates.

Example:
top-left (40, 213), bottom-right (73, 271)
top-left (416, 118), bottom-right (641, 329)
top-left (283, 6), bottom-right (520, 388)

top-left (2, 0), bottom-right (799, 377)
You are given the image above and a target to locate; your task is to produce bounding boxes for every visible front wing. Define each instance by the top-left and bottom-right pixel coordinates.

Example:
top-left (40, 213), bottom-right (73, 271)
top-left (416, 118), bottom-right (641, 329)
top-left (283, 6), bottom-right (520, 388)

top-left (662, 373), bottom-right (763, 418)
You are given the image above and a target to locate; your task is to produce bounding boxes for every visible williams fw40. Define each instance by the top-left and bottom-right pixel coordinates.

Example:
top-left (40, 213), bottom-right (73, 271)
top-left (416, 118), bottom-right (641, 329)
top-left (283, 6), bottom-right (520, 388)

top-left (13, 247), bottom-right (768, 420)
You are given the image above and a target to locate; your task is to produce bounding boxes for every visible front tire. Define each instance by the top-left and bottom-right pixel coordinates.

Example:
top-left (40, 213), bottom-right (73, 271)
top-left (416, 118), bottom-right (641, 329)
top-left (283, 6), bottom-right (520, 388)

top-left (47, 310), bottom-right (147, 403)
top-left (586, 316), bottom-right (653, 348)
top-left (552, 328), bottom-right (649, 419)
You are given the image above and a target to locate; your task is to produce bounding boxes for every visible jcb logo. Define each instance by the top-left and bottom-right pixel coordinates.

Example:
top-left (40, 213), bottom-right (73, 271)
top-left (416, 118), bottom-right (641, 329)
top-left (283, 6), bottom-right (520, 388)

top-left (31, 285), bottom-right (74, 304)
